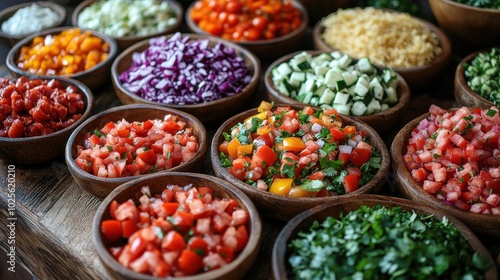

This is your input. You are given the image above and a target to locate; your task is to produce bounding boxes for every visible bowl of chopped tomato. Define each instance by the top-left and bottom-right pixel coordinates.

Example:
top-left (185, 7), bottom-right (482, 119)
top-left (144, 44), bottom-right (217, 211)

top-left (65, 104), bottom-right (208, 199)
top-left (391, 105), bottom-right (500, 237)
top-left (211, 101), bottom-right (390, 221)
top-left (93, 171), bottom-right (261, 279)
top-left (111, 32), bottom-right (260, 123)
top-left (185, 0), bottom-right (308, 61)
top-left (273, 194), bottom-right (497, 279)
top-left (0, 75), bottom-right (94, 164)
top-left (6, 26), bottom-right (118, 90)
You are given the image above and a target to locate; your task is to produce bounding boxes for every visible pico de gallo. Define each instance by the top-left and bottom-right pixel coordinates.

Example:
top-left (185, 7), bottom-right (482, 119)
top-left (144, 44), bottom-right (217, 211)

top-left (404, 105), bottom-right (500, 215)
top-left (101, 184), bottom-right (250, 277)
top-left (74, 114), bottom-right (199, 178)
top-left (218, 101), bottom-right (382, 197)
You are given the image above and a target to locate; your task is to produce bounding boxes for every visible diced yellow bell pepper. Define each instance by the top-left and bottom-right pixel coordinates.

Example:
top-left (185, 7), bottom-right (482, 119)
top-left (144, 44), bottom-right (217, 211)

top-left (256, 125), bottom-right (271, 136)
top-left (257, 101), bottom-right (273, 112)
top-left (269, 178), bottom-right (293, 196)
top-left (283, 137), bottom-right (306, 152)
top-left (244, 111), bottom-right (268, 126)
top-left (227, 137), bottom-right (242, 159)
top-left (237, 144), bottom-right (253, 156)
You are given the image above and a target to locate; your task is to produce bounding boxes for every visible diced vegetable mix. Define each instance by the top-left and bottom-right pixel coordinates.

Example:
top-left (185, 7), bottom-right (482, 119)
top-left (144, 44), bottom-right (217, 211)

top-left (404, 105), bottom-right (500, 215)
top-left (0, 76), bottom-right (85, 138)
top-left (271, 51), bottom-right (399, 116)
top-left (453, 0), bottom-right (500, 9)
top-left (288, 205), bottom-right (491, 279)
top-left (189, 0), bottom-right (303, 41)
top-left (74, 115), bottom-right (199, 178)
top-left (463, 48), bottom-right (500, 105)
top-left (218, 102), bottom-right (382, 197)
top-left (119, 33), bottom-right (251, 105)
top-left (102, 184), bottom-right (250, 277)
top-left (1, 3), bottom-right (59, 36)
top-left (77, 0), bottom-right (178, 37)
top-left (16, 28), bottom-right (110, 76)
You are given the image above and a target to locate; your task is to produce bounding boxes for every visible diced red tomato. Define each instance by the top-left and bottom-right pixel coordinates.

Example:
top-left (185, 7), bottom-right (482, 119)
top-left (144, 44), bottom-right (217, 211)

top-left (343, 174), bottom-right (359, 193)
top-left (101, 220), bottom-right (123, 242)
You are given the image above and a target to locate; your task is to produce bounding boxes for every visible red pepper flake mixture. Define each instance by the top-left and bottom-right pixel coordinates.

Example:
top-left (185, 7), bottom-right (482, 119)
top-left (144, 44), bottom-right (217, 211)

top-left (101, 184), bottom-right (250, 277)
top-left (0, 76), bottom-right (85, 138)
top-left (74, 115), bottom-right (199, 177)
top-left (404, 105), bottom-right (500, 215)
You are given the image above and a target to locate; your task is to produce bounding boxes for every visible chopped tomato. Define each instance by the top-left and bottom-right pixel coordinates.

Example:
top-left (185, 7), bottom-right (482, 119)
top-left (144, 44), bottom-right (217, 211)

top-left (178, 250), bottom-right (203, 275)
top-left (101, 220), bottom-right (123, 242)
top-left (343, 174), bottom-right (359, 193)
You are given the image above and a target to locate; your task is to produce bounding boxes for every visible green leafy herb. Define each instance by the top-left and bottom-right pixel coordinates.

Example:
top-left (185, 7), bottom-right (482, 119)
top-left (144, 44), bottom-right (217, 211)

top-left (250, 117), bottom-right (261, 133)
top-left (486, 109), bottom-right (497, 117)
top-left (299, 180), bottom-right (325, 192)
top-left (106, 146), bottom-right (113, 151)
top-left (282, 164), bottom-right (296, 178)
top-left (222, 132), bottom-right (231, 141)
top-left (298, 111), bottom-right (310, 124)
top-left (93, 130), bottom-right (103, 138)
top-left (220, 153), bottom-right (232, 168)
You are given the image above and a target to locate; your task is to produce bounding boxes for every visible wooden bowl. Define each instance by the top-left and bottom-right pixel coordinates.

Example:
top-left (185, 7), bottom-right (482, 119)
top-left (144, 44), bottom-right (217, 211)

top-left (65, 104), bottom-right (208, 199)
top-left (0, 76), bottom-right (94, 164)
top-left (454, 47), bottom-right (498, 109)
top-left (429, 0), bottom-right (500, 48)
top-left (6, 26), bottom-right (118, 90)
top-left (72, 0), bottom-right (183, 51)
top-left (111, 33), bottom-right (260, 124)
top-left (264, 50), bottom-right (411, 132)
top-left (391, 110), bottom-right (500, 237)
top-left (0, 1), bottom-right (67, 46)
top-left (93, 172), bottom-right (262, 280)
top-left (312, 12), bottom-right (451, 89)
top-left (272, 194), bottom-right (498, 279)
top-left (185, 0), bottom-right (308, 62)
top-left (211, 104), bottom-right (390, 221)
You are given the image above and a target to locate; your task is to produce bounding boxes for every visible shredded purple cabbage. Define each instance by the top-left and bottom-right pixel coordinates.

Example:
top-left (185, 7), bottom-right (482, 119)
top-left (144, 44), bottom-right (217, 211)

top-left (119, 33), bottom-right (252, 105)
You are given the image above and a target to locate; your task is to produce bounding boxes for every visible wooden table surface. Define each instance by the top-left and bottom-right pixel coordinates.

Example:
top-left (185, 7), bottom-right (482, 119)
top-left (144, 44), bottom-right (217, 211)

top-left (0, 2), bottom-right (499, 280)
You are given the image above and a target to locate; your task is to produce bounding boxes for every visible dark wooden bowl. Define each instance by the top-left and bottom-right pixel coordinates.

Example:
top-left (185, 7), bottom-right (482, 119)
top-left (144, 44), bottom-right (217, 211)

top-left (111, 33), bottom-right (260, 124)
top-left (6, 26), bottom-right (118, 90)
top-left (0, 76), bottom-right (94, 164)
top-left (93, 172), bottom-right (262, 280)
top-left (65, 104), bottom-right (208, 199)
top-left (185, 0), bottom-right (308, 62)
top-left (312, 12), bottom-right (451, 89)
top-left (0, 1), bottom-right (67, 46)
top-left (211, 104), bottom-right (390, 221)
top-left (391, 110), bottom-right (500, 237)
top-left (72, 0), bottom-right (183, 51)
top-left (264, 50), bottom-right (411, 133)
top-left (429, 0), bottom-right (500, 48)
top-left (454, 47), bottom-right (499, 109)
top-left (272, 194), bottom-right (498, 279)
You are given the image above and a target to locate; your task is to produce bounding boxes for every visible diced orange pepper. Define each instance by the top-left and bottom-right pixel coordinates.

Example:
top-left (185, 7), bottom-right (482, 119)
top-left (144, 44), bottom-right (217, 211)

top-left (227, 137), bottom-right (242, 159)
top-left (257, 101), bottom-right (273, 113)
top-left (256, 125), bottom-right (271, 136)
top-left (269, 178), bottom-right (293, 196)
top-left (283, 137), bottom-right (305, 152)
top-left (237, 144), bottom-right (253, 156)
top-left (343, 125), bottom-right (356, 135)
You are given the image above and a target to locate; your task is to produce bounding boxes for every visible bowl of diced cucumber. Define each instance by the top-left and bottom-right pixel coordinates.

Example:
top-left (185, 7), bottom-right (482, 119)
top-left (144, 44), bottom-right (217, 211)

top-left (455, 47), bottom-right (500, 109)
top-left (264, 50), bottom-right (411, 132)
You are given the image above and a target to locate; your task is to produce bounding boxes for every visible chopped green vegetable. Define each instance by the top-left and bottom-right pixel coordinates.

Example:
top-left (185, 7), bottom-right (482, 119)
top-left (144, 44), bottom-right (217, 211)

top-left (452, 0), bottom-right (500, 9)
top-left (464, 48), bottom-right (500, 105)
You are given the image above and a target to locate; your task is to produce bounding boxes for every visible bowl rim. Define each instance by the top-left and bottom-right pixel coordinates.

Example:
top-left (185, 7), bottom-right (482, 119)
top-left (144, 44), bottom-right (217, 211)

top-left (391, 108), bottom-right (500, 223)
top-left (271, 194), bottom-right (498, 279)
top-left (184, 0), bottom-right (309, 46)
top-left (263, 49), bottom-right (411, 121)
top-left (455, 46), bottom-right (500, 107)
top-left (110, 32), bottom-right (261, 109)
top-left (210, 103), bottom-right (391, 202)
top-left (0, 75), bottom-right (94, 143)
top-left (71, 0), bottom-right (184, 42)
top-left (92, 171), bottom-right (262, 280)
top-left (0, 1), bottom-right (67, 40)
top-left (312, 7), bottom-right (452, 73)
top-left (64, 103), bottom-right (207, 183)
top-left (434, 0), bottom-right (500, 12)
top-left (6, 26), bottom-right (119, 80)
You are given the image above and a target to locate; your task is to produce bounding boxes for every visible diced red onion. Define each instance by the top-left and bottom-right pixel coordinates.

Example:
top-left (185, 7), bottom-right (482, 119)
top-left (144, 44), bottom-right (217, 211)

top-left (347, 139), bottom-right (357, 148)
top-left (339, 145), bottom-right (352, 154)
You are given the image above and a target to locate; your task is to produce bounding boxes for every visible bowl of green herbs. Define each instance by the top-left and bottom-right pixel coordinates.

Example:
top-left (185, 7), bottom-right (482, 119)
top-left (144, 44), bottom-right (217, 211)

top-left (272, 194), bottom-right (497, 279)
top-left (455, 47), bottom-right (500, 109)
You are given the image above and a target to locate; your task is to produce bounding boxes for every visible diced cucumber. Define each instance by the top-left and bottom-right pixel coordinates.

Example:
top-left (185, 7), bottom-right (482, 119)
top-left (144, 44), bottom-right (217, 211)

top-left (324, 69), bottom-right (343, 88)
top-left (385, 87), bottom-right (398, 104)
top-left (351, 101), bottom-right (368, 116)
top-left (333, 103), bottom-right (352, 115)
top-left (282, 79), bottom-right (296, 96)
top-left (276, 63), bottom-right (292, 76)
top-left (278, 83), bottom-right (290, 96)
top-left (382, 68), bottom-right (396, 84)
top-left (314, 84), bottom-right (327, 97)
top-left (293, 51), bottom-right (312, 64)
top-left (330, 51), bottom-right (342, 59)
top-left (336, 80), bottom-right (347, 91)
top-left (337, 54), bottom-right (352, 69)
top-left (314, 65), bottom-right (329, 76)
top-left (319, 88), bottom-right (336, 105)
top-left (354, 76), bottom-right (369, 97)
top-left (289, 72), bottom-right (306, 87)
top-left (357, 57), bottom-right (374, 73)
top-left (303, 92), bottom-right (313, 104)
top-left (381, 103), bottom-right (390, 111)
top-left (366, 99), bottom-right (381, 115)
top-left (333, 91), bottom-right (350, 105)
top-left (304, 78), bottom-right (316, 93)
top-left (296, 92), bottom-right (307, 102)
top-left (342, 71), bottom-right (358, 86)
top-left (370, 77), bottom-right (384, 100)
top-left (298, 82), bottom-right (307, 96)
top-left (310, 96), bottom-right (319, 106)
top-left (297, 61), bottom-right (312, 71)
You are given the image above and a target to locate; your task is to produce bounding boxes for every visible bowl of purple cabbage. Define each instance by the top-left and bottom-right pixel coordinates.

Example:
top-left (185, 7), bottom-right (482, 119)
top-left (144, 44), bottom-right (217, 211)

top-left (111, 32), bottom-right (261, 123)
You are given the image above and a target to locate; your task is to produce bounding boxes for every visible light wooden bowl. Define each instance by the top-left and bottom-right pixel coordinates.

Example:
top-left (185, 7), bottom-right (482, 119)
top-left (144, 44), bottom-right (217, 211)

top-left (6, 26), bottom-right (118, 90)
top-left (0, 76), bottom-right (94, 164)
top-left (454, 47), bottom-right (498, 109)
top-left (211, 104), bottom-right (390, 221)
top-left (312, 12), bottom-right (451, 89)
top-left (185, 0), bottom-right (308, 62)
top-left (272, 194), bottom-right (498, 279)
top-left (264, 50), bottom-right (411, 132)
top-left (391, 110), bottom-right (500, 237)
top-left (72, 0), bottom-right (183, 51)
top-left (429, 0), bottom-right (500, 48)
top-left (65, 104), bottom-right (207, 199)
top-left (111, 33), bottom-right (260, 124)
top-left (0, 1), bottom-right (67, 46)
top-left (93, 172), bottom-right (262, 280)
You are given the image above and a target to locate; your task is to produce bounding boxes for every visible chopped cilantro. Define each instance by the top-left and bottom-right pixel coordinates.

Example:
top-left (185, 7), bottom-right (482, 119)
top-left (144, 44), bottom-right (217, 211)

top-left (222, 132), bottom-right (231, 141)
top-left (281, 164), bottom-right (296, 178)
top-left (93, 130), bottom-right (103, 138)
top-left (299, 180), bottom-right (325, 192)
top-left (220, 153), bottom-right (232, 168)
top-left (486, 109), bottom-right (497, 117)
top-left (106, 146), bottom-right (113, 151)
top-left (298, 111), bottom-right (310, 124)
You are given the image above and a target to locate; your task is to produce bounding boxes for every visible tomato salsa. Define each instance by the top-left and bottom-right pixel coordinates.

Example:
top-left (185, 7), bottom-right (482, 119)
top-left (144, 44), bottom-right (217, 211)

top-left (218, 101), bottom-right (382, 197)
top-left (101, 184), bottom-right (250, 277)
top-left (74, 115), bottom-right (199, 177)
top-left (404, 105), bottom-right (500, 215)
